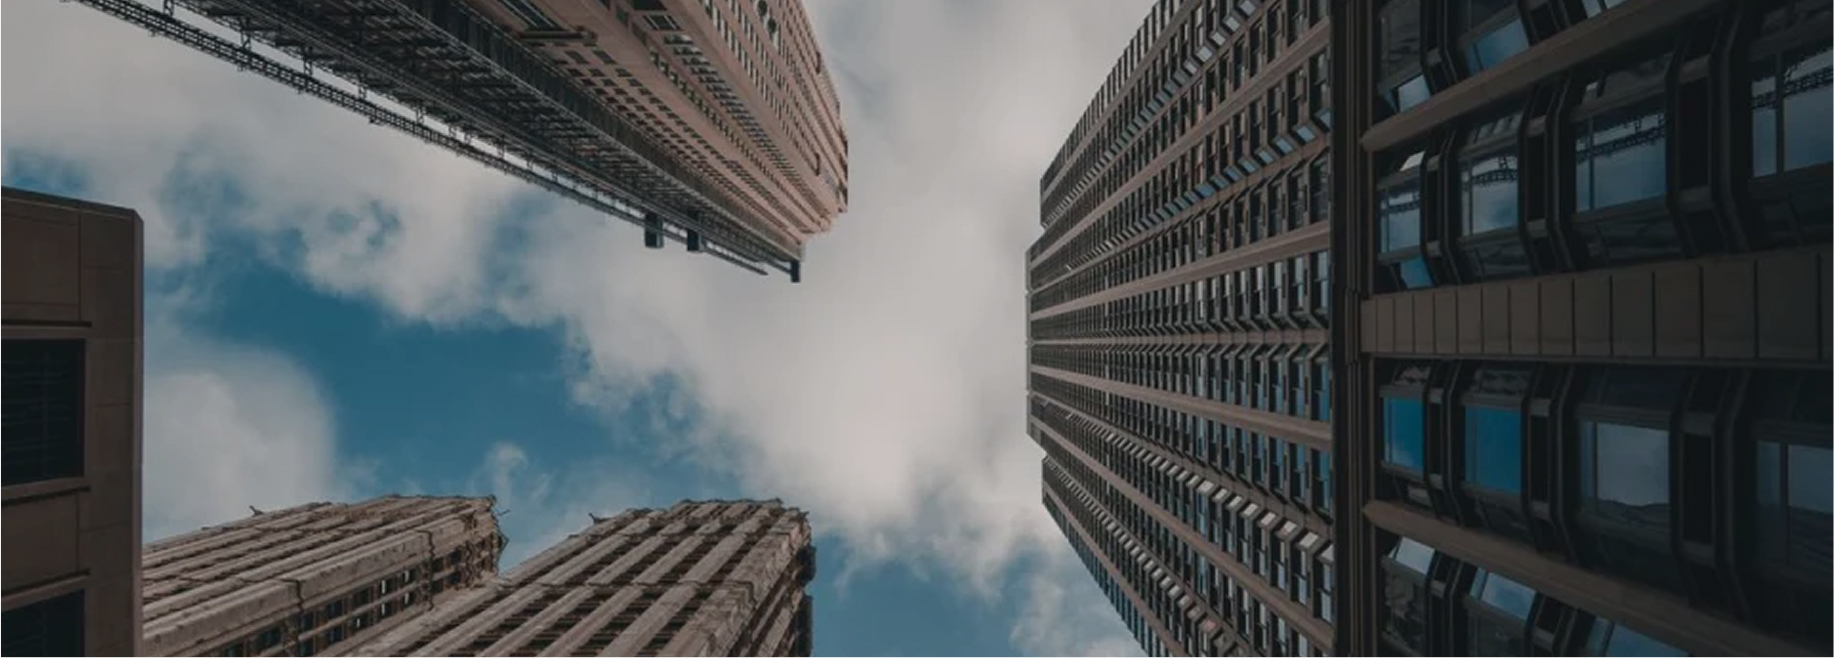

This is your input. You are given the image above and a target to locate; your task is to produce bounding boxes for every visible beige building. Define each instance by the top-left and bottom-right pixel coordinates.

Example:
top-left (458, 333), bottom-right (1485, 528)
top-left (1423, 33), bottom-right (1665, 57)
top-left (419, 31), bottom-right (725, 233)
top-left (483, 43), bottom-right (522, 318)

top-left (346, 499), bottom-right (816, 657)
top-left (141, 496), bottom-right (505, 657)
top-left (1, 187), bottom-right (144, 657)
top-left (460, 0), bottom-right (850, 251)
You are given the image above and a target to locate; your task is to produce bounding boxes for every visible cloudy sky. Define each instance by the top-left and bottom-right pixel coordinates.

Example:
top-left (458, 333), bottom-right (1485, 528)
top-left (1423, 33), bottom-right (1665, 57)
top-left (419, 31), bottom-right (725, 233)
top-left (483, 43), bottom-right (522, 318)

top-left (3, 0), bottom-right (1152, 654)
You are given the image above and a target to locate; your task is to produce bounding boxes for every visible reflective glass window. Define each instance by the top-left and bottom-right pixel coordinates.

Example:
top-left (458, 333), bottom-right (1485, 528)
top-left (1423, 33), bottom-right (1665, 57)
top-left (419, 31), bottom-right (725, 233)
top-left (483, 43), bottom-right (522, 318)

top-left (1584, 620), bottom-right (1687, 657)
top-left (1380, 182), bottom-right (1423, 252)
top-left (1463, 150), bottom-right (1519, 236)
top-left (1385, 397), bottom-right (1427, 470)
top-left (1574, 100), bottom-right (1668, 212)
top-left (1465, 407), bottom-right (1523, 493)
top-left (1465, 19), bottom-right (1528, 73)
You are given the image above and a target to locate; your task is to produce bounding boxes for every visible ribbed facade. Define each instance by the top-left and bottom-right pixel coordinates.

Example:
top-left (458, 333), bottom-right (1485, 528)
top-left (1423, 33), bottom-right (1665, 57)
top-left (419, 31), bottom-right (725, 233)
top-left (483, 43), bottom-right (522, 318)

top-left (346, 499), bottom-right (815, 657)
top-left (1028, 0), bottom-right (1336, 655)
top-left (459, 0), bottom-right (849, 253)
top-left (1330, 0), bottom-right (1830, 656)
top-left (141, 496), bottom-right (505, 657)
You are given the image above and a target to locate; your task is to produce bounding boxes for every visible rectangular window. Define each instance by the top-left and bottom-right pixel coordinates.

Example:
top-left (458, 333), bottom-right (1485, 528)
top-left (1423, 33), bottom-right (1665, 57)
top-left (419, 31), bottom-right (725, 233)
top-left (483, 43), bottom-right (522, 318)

top-left (1464, 407), bottom-right (1523, 494)
top-left (3, 339), bottom-right (86, 486)
top-left (1, 591), bottom-right (85, 656)
top-left (1383, 397), bottom-right (1426, 471)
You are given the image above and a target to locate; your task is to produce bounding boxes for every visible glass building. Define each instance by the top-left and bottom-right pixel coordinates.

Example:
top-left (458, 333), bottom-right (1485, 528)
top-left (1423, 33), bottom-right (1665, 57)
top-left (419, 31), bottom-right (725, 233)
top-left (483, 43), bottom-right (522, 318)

top-left (1027, 0), bottom-right (1337, 654)
top-left (1330, 0), bottom-right (1831, 655)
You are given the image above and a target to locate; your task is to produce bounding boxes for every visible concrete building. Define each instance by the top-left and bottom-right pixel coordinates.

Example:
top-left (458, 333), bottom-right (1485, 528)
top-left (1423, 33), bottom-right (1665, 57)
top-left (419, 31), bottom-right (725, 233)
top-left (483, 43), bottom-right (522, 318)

top-left (460, 0), bottom-right (850, 252)
top-left (140, 496), bottom-right (505, 657)
top-left (346, 499), bottom-right (815, 657)
top-left (63, 0), bottom-right (847, 280)
top-left (1, 188), bottom-right (144, 657)
top-left (1026, 0), bottom-right (1336, 655)
top-left (1328, 0), bottom-right (1831, 655)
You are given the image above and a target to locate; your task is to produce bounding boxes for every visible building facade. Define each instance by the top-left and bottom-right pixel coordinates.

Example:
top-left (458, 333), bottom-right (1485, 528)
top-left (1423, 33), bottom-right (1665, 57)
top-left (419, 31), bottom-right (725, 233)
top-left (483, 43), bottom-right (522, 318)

top-left (457, 0), bottom-right (850, 254)
top-left (141, 496), bottom-right (505, 657)
top-left (1329, 0), bottom-right (1831, 655)
top-left (346, 500), bottom-right (815, 657)
top-left (1027, 0), bottom-right (1337, 655)
top-left (64, 0), bottom-right (847, 281)
top-left (1, 188), bottom-right (145, 657)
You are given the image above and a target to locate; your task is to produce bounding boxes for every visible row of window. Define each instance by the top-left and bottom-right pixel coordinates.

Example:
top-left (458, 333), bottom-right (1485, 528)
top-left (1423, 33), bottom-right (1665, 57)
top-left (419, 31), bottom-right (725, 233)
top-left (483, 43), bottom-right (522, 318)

top-left (1032, 43), bottom-right (1331, 292)
top-left (1377, 362), bottom-right (1831, 648)
top-left (1381, 533), bottom-right (1689, 657)
top-left (1373, 1), bottom-right (1832, 293)
top-left (1041, 0), bottom-right (1328, 236)
top-left (1045, 495), bottom-right (1169, 657)
top-left (1044, 434), bottom-right (1331, 656)
top-left (1045, 458), bottom-right (1212, 656)
top-left (1031, 160), bottom-right (1330, 313)
top-left (1033, 341), bottom-right (1332, 424)
top-left (217, 568), bottom-right (425, 656)
top-left (1031, 374), bottom-right (1333, 524)
top-left (1034, 4), bottom-right (1332, 280)
top-left (1037, 247), bottom-right (1331, 341)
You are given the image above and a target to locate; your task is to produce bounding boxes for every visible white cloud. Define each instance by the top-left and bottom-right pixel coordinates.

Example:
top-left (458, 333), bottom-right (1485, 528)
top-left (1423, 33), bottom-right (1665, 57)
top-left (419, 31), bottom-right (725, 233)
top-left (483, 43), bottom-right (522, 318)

top-left (140, 296), bottom-right (357, 541)
top-left (5, 0), bottom-right (1149, 653)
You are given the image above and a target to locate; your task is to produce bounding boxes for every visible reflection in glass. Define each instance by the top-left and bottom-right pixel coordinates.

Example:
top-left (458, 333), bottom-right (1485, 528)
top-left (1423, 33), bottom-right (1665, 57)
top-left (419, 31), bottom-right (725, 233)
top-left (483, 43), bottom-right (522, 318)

top-left (1399, 257), bottom-right (1435, 289)
top-left (1576, 213), bottom-right (1684, 266)
top-left (1385, 397), bottom-right (1426, 470)
top-left (1465, 19), bottom-right (1529, 73)
top-left (1380, 182), bottom-right (1423, 252)
top-left (1391, 537), bottom-right (1435, 573)
top-left (1586, 620), bottom-right (1687, 657)
top-left (1466, 407), bottom-right (1523, 493)
top-left (1580, 422), bottom-right (1672, 534)
top-left (1384, 539), bottom-right (1432, 651)
top-left (1463, 151), bottom-right (1520, 236)
top-left (1575, 101), bottom-right (1668, 211)
top-left (1753, 61), bottom-right (1780, 177)
top-left (1782, 44), bottom-right (1834, 171)
top-left (1475, 571), bottom-right (1536, 618)
top-left (1390, 74), bottom-right (1432, 114)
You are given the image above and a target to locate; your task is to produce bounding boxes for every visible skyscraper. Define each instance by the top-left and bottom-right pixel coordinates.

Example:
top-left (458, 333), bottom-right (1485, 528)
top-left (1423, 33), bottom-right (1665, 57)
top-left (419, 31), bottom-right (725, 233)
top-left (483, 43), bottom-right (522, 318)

top-left (1027, 0), bottom-right (1336, 655)
top-left (1329, 0), bottom-right (1830, 655)
top-left (140, 496), bottom-right (505, 657)
top-left (66, 0), bottom-right (848, 281)
top-left (347, 500), bottom-right (815, 657)
top-left (1, 188), bottom-right (145, 657)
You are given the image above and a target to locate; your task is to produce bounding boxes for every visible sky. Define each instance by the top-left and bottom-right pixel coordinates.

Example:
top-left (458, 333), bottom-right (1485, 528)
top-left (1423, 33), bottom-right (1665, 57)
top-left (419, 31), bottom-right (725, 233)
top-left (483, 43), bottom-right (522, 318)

top-left (2, 0), bottom-right (1154, 654)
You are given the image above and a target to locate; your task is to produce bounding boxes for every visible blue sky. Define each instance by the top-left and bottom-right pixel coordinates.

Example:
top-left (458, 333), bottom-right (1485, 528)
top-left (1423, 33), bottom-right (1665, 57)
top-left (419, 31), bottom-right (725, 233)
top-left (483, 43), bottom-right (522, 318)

top-left (3, 1), bottom-right (1153, 654)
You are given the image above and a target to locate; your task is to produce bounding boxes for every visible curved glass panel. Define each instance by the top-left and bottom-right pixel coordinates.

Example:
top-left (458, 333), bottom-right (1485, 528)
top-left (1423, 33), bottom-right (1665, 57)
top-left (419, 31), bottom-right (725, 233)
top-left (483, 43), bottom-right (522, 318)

top-left (1465, 19), bottom-right (1529, 74)
top-left (1385, 397), bottom-right (1427, 470)
top-left (1463, 150), bottom-right (1520, 236)
top-left (1380, 182), bottom-right (1423, 253)
top-left (1574, 100), bottom-right (1667, 212)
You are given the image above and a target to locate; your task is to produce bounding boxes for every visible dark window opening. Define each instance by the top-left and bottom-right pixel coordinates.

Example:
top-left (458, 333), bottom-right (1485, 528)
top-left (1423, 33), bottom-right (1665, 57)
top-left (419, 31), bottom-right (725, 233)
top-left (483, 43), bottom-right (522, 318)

top-left (2, 591), bottom-right (85, 657)
top-left (3, 339), bottom-right (86, 486)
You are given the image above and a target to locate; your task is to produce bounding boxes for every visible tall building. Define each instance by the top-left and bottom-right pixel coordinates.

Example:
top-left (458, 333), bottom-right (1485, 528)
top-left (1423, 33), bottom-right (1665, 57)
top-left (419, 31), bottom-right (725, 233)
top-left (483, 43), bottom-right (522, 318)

top-left (140, 496), bottom-right (505, 657)
top-left (1329, 0), bottom-right (1830, 655)
top-left (1026, 0), bottom-right (1336, 655)
top-left (1, 188), bottom-right (145, 657)
top-left (347, 500), bottom-right (815, 657)
top-left (67, 0), bottom-right (848, 281)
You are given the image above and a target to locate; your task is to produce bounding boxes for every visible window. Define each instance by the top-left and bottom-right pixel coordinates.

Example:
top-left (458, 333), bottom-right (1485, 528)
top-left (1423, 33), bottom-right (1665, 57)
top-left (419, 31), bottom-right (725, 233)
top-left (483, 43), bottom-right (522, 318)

top-left (2, 339), bottom-right (86, 486)
top-left (1383, 538), bottom-right (1435, 653)
top-left (1384, 397), bottom-right (1426, 471)
top-left (1751, 44), bottom-right (1834, 177)
top-left (1379, 155), bottom-right (1425, 253)
top-left (1460, 114), bottom-right (1521, 237)
top-left (1465, 407), bottom-right (1522, 494)
top-left (2, 591), bottom-right (84, 656)
top-left (1573, 99), bottom-right (1667, 212)
top-left (1749, 371), bottom-right (1833, 580)
top-left (1466, 570), bottom-right (1536, 655)
top-left (1574, 369), bottom-right (1684, 591)
top-left (1583, 619), bottom-right (1686, 657)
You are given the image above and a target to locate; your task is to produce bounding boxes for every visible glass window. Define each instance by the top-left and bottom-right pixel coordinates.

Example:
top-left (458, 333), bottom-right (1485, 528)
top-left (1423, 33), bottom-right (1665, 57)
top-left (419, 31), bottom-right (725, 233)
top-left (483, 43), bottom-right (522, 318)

top-left (1465, 407), bottom-right (1523, 494)
top-left (1574, 99), bottom-right (1668, 212)
top-left (1, 340), bottom-right (86, 486)
top-left (1388, 74), bottom-right (1432, 114)
top-left (1578, 421), bottom-right (1670, 518)
top-left (1379, 0), bottom-right (1422, 79)
top-left (1465, 19), bottom-right (1528, 73)
top-left (1462, 150), bottom-right (1519, 236)
top-left (1385, 397), bottom-right (1427, 470)
top-left (1473, 570), bottom-right (1535, 618)
top-left (1380, 181), bottom-right (1423, 252)
top-left (1584, 619), bottom-right (1687, 657)
top-left (1, 590), bottom-right (85, 656)
top-left (1467, 570), bottom-right (1535, 656)
top-left (1397, 257), bottom-right (1436, 289)
top-left (1579, 0), bottom-right (1630, 17)
top-left (1756, 441), bottom-right (1833, 572)
top-left (1754, 44), bottom-right (1834, 176)
top-left (1390, 537), bottom-right (1435, 573)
